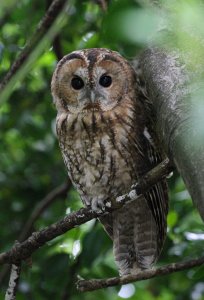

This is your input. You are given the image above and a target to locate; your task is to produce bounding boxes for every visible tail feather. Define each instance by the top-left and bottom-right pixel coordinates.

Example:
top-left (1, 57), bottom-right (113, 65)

top-left (112, 187), bottom-right (167, 276)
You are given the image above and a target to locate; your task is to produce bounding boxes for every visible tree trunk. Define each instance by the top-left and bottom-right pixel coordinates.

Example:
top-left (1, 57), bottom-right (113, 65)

top-left (139, 47), bottom-right (204, 220)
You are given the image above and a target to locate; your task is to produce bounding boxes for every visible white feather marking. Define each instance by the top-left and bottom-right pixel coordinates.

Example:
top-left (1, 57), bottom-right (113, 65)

top-left (105, 201), bottom-right (112, 208)
top-left (116, 194), bottom-right (126, 203)
top-left (128, 189), bottom-right (138, 200)
top-left (143, 127), bottom-right (154, 145)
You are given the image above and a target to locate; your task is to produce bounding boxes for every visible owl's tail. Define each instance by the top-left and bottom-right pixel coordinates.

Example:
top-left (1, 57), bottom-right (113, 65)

top-left (113, 194), bottom-right (162, 275)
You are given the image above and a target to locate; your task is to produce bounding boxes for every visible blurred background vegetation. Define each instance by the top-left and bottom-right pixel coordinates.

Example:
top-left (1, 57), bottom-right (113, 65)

top-left (0, 0), bottom-right (204, 299)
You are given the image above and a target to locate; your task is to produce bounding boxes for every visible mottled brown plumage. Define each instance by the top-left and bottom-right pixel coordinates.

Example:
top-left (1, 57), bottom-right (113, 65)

top-left (51, 48), bottom-right (168, 275)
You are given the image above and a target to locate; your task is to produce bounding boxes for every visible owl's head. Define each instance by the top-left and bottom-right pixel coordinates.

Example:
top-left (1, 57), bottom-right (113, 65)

top-left (51, 48), bottom-right (136, 114)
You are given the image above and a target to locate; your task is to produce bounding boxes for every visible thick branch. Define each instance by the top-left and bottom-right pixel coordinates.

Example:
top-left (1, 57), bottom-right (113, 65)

top-left (0, 0), bottom-right (67, 91)
top-left (0, 159), bottom-right (172, 265)
top-left (77, 256), bottom-right (204, 292)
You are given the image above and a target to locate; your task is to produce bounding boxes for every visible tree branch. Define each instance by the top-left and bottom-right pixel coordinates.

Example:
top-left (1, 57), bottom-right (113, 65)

top-left (77, 256), bottom-right (204, 292)
top-left (116, 158), bottom-right (173, 206)
top-left (0, 159), bottom-right (172, 265)
top-left (46, 0), bottom-right (64, 61)
top-left (0, 0), bottom-right (68, 92)
top-left (5, 263), bottom-right (21, 300)
top-left (53, 35), bottom-right (64, 61)
top-left (0, 207), bottom-right (97, 265)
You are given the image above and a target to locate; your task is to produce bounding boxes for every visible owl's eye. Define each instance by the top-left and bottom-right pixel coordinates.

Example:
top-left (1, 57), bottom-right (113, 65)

top-left (71, 76), bottom-right (84, 90)
top-left (99, 75), bottom-right (112, 88)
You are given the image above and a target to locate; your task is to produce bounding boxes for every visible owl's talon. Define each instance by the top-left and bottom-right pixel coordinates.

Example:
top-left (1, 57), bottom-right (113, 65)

top-left (91, 198), bottom-right (106, 213)
top-left (105, 201), bottom-right (111, 208)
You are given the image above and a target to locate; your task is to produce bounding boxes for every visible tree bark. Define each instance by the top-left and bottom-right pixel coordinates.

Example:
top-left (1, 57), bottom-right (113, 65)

top-left (139, 47), bottom-right (204, 220)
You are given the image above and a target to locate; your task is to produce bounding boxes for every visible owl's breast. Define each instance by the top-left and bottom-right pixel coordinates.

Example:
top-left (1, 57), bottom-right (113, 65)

top-left (57, 111), bottom-right (141, 206)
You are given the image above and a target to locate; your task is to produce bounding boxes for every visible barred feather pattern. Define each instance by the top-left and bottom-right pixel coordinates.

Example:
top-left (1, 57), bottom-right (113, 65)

top-left (52, 48), bottom-right (168, 275)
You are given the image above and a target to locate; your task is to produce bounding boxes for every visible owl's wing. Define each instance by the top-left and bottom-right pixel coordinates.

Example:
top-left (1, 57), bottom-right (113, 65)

top-left (134, 67), bottom-right (169, 253)
top-left (99, 129), bottom-right (168, 245)
top-left (143, 127), bottom-right (169, 255)
top-left (99, 140), bottom-right (168, 254)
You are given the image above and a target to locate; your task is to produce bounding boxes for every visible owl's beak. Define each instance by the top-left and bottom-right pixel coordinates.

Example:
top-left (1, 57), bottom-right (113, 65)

top-left (84, 89), bottom-right (96, 103)
top-left (90, 90), bottom-right (95, 103)
top-left (83, 90), bottom-right (100, 110)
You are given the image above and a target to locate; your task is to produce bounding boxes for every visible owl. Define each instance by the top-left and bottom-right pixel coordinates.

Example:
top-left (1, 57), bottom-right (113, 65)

top-left (51, 48), bottom-right (168, 275)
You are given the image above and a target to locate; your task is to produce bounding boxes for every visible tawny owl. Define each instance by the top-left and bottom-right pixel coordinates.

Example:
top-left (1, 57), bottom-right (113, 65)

top-left (51, 48), bottom-right (168, 275)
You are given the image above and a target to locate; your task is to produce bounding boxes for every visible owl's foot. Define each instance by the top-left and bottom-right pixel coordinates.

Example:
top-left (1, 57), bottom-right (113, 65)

top-left (91, 198), bottom-right (105, 213)
top-left (91, 197), bottom-right (111, 213)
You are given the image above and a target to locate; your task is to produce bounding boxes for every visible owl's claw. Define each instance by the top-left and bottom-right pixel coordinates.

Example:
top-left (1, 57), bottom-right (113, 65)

top-left (91, 198), bottom-right (106, 214)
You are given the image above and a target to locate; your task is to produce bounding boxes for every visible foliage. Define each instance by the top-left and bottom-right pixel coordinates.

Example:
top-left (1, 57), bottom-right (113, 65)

top-left (0, 0), bottom-right (204, 299)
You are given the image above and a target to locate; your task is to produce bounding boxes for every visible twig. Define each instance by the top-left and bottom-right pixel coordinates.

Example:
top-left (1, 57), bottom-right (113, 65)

top-left (5, 263), bottom-right (21, 300)
top-left (46, 0), bottom-right (64, 60)
top-left (0, 0), bottom-right (68, 91)
top-left (18, 180), bottom-right (71, 242)
top-left (60, 255), bottom-right (81, 300)
top-left (53, 35), bottom-right (64, 60)
top-left (0, 159), bottom-right (173, 265)
top-left (77, 256), bottom-right (204, 291)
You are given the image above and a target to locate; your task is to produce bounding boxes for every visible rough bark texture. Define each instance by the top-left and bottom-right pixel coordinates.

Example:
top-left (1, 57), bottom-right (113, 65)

top-left (139, 48), bottom-right (204, 220)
